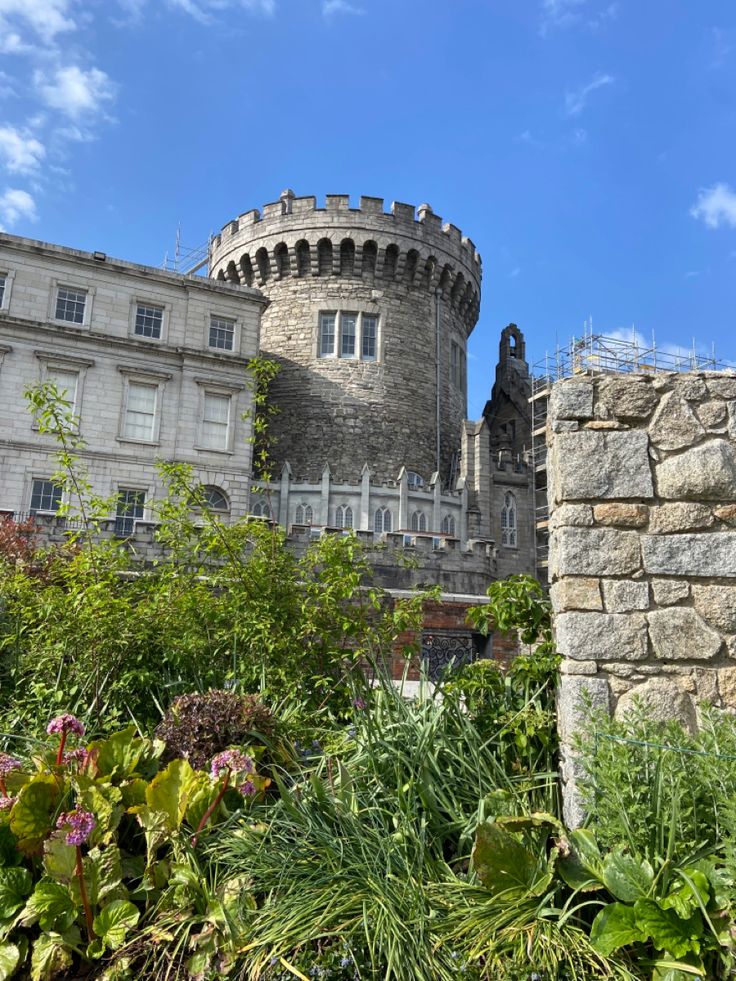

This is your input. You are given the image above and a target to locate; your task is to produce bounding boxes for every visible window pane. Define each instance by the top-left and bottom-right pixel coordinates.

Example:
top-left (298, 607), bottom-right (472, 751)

top-left (362, 316), bottom-right (377, 360)
top-left (340, 313), bottom-right (357, 357)
top-left (209, 316), bottom-right (235, 351)
top-left (55, 287), bottom-right (86, 324)
top-left (115, 489), bottom-right (146, 536)
top-left (202, 392), bottom-right (230, 450)
top-left (0, 275), bottom-right (5, 307)
top-left (135, 304), bottom-right (163, 339)
top-left (124, 382), bottom-right (157, 441)
top-left (47, 369), bottom-right (78, 410)
top-left (319, 312), bottom-right (336, 357)
top-left (30, 479), bottom-right (62, 513)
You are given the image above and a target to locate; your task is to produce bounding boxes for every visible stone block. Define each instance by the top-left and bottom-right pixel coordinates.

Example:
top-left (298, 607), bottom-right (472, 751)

top-left (715, 505), bottom-right (736, 526)
top-left (554, 430), bottom-right (653, 501)
top-left (651, 580), bottom-right (690, 606)
top-left (560, 659), bottom-right (599, 675)
top-left (693, 667), bottom-right (720, 703)
top-left (598, 377), bottom-right (658, 420)
top-left (692, 585), bottom-right (736, 633)
top-left (719, 667), bottom-right (736, 708)
top-left (655, 440), bottom-right (736, 500)
top-left (648, 503), bottom-right (714, 535)
top-left (602, 580), bottom-right (649, 612)
top-left (641, 533), bottom-right (736, 577)
top-left (649, 393), bottom-right (706, 451)
top-left (549, 503), bottom-right (594, 531)
top-left (558, 674), bottom-right (611, 741)
top-left (550, 578), bottom-right (602, 612)
top-left (551, 527), bottom-right (642, 578)
top-left (673, 376), bottom-right (707, 401)
top-left (730, 402), bottom-right (736, 440)
top-left (648, 608), bottom-right (723, 660)
top-left (706, 376), bottom-right (736, 399)
top-left (615, 677), bottom-right (697, 733)
top-left (555, 612), bottom-right (648, 661)
top-left (593, 503), bottom-right (648, 528)
top-left (697, 400), bottom-right (727, 429)
top-left (550, 381), bottom-right (594, 421)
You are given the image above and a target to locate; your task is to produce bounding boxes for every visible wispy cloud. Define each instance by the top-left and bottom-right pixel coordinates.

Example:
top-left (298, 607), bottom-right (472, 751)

top-left (540, 0), bottom-right (617, 35)
top-left (690, 183), bottom-right (736, 229)
top-left (507, 267), bottom-right (521, 279)
top-left (0, 0), bottom-right (75, 44)
top-left (565, 71), bottom-right (615, 115)
top-left (709, 27), bottom-right (734, 69)
top-left (35, 66), bottom-right (117, 120)
top-left (163, 0), bottom-right (275, 20)
top-left (0, 187), bottom-right (37, 229)
top-left (323, 0), bottom-right (363, 15)
top-left (0, 125), bottom-right (45, 173)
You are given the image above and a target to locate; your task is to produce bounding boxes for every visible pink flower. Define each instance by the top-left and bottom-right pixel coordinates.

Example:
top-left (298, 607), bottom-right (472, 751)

top-left (56, 809), bottom-right (96, 846)
top-left (0, 754), bottom-right (21, 776)
top-left (239, 779), bottom-right (257, 797)
top-left (352, 697), bottom-right (366, 710)
top-left (211, 749), bottom-right (254, 779)
top-left (0, 796), bottom-right (16, 811)
top-left (47, 714), bottom-right (85, 738)
top-left (63, 748), bottom-right (89, 768)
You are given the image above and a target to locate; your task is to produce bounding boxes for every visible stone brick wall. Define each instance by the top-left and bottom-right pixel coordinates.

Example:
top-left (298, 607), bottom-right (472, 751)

top-left (547, 371), bottom-right (736, 826)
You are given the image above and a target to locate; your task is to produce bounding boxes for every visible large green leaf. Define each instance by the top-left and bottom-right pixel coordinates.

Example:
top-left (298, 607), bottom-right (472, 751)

top-left (77, 846), bottom-right (124, 908)
top-left (42, 839), bottom-right (76, 884)
top-left (472, 820), bottom-right (541, 896)
top-left (558, 830), bottom-right (606, 893)
top-left (662, 871), bottom-right (711, 919)
top-left (633, 899), bottom-right (703, 959)
top-left (602, 848), bottom-right (654, 902)
top-left (651, 959), bottom-right (706, 979)
top-left (75, 781), bottom-right (123, 845)
top-left (0, 828), bottom-right (20, 871)
top-left (182, 771), bottom-right (219, 832)
top-left (145, 759), bottom-right (196, 833)
top-left (9, 776), bottom-right (60, 854)
top-left (88, 727), bottom-right (146, 782)
top-left (92, 900), bottom-right (139, 952)
top-left (590, 902), bottom-right (644, 956)
top-left (0, 869), bottom-right (32, 920)
top-left (30, 932), bottom-right (72, 981)
top-left (21, 880), bottom-right (76, 933)
top-left (0, 942), bottom-right (20, 980)
top-left (494, 812), bottom-right (564, 834)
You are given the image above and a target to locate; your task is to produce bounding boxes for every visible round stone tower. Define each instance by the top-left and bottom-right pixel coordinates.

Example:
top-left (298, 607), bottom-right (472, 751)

top-left (209, 190), bottom-right (481, 485)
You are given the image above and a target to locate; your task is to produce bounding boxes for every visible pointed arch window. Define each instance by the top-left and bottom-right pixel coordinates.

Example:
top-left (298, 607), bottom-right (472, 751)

top-left (251, 498), bottom-right (271, 519)
top-left (335, 504), bottom-right (353, 529)
top-left (441, 514), bottom-right (456, 536)
top-left (501, 492), bottom-right (517, 547)
top-left (295, 504), bottom-right (313, 526)
top-left (410, 511), bottom-right (427, 532)
top-left (374, 507), bottom-right (392, 533)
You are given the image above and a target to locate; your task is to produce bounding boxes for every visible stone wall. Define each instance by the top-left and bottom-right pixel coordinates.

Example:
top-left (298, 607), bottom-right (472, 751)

top-left (547, 371), bottom-right (736, 826)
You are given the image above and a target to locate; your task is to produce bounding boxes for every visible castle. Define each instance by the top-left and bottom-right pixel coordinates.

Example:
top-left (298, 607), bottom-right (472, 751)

top-left (0, 191), bottom-right (536, 676)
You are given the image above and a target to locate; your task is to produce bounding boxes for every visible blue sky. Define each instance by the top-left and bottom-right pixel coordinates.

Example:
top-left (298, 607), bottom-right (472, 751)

top-left (1, 0), bottom-right (735, 416)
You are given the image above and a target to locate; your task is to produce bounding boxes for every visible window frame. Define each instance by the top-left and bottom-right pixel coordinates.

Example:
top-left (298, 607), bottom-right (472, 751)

top-left (374, 506), bottom-right (393, 534)
top-left (295, 503), bottom-right (314, 526)
top-left (29, 477), bottom-right (63, 515)
top-left (117, 368), bottom-right (170, 446)
top-left (501, 492), bottom-right (518, 548)
top-left (114, 487), bottom-right (147, 537)
top-left (335, 504), bottom-right (354, 529)
top-left (316, 309), bottom-right (381, 362)
top-left (0, 270), bottom-right (15, 314)
top-left (34, 352), bottom-right (94, 432)
top-left (207, 313), bottom-right (238, 353)
top-left (50, 281), bottom-right (94, 329)
top-left (131, 300), bottom-right (167, 342)
top-left (193, 382), bottom-right (239, 454)
top-left (450, 339), bottom-right (467, 389)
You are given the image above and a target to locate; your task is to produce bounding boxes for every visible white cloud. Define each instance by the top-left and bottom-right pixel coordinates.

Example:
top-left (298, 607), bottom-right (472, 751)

top-left (0, 126), bottom-right (45, 174)
top-left (0, 187), bottom-right (37, 228)
top-left (0, 0), bottom-right (74, 44)
top-left (565, 71), bottom-right (615, 115)
top-left (35, 66), bottom-right (116, 119)
top-left (323, 0), bottom-right (363, 14)
top-left (164, 0), bottom-right (275, 19)
top-left (540, 0), bottom-right (617, 34)
top-left (690, 183), bottom-right (736, 229)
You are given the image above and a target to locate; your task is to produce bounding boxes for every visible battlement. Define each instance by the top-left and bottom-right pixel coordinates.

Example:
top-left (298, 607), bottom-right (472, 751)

top-left (209, 191), bottom-right (481, 329)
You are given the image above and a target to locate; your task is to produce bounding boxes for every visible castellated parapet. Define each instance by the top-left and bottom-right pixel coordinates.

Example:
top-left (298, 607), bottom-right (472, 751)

top-left (209, 191), bottom-right (482, 485)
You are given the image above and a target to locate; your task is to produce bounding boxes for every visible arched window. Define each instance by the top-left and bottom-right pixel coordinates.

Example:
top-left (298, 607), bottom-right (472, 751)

top-left (501, 492), bottom-right (517, 547)
top-left (295, 504), bottom-right (313, 526)
top-left (317, 239), bottom-right (333, 277)
top-left (274, 242), bottom-right (289, 279)
top-left (406, 471), bottom-right (424, 490)
top-left (239, 254), bottom-right (254, 287)
top-left (255, 247), bottom-right (270, 284)
top-left (201, 486), bottom-right (229, 512)
top-left (383, 243), bottom-right (399, 280)
top-left (362, 241), bottom-right (378, 279)
top-left (410, 511), bottom-right (427, 532)
top-left (374, 507), bottom-right (392, 533)
top-left (335, 504), bottom-right (353, 529)
top-left (339, 238), bottom-right (355, 277)
top-left (251, 498), bottom-right (271, 519)
top-left (404, 248), bottom-right (419, 284)
top-left (441, 514), bottom-right (456, 536)
top-left (295, 240), bottom-right (311, 277)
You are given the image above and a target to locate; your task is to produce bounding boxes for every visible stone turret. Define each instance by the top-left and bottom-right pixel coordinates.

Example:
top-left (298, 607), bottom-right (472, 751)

top-left (209, 191), bottom-right (482, 485)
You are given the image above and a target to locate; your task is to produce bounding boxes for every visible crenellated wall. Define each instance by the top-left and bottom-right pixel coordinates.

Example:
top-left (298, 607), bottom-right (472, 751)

top-left (547, 371), bottom-right (736, 826)
top-left (209, 191), bottom-right (481, 485)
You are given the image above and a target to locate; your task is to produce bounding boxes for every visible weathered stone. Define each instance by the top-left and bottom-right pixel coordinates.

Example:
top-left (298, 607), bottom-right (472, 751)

top-left (552, 527), bottom-right (642, 577)
top-left (651, 579), bottom-right (690, 606)
top-left (642, 533), bottom-right (736, 577)
top-left (598, 377), bottom-right (658, 420)
top-left (673, 376), bottom-right (707, 401)
top-left (615, 677), bottom-right (697, 733)
top-left (550, 381), bottom-right (594, 421)
top-left (729, 636), bottom-right (736, 659)
top-left (718, 667), bottom-right (736, 708)
top-left (715, 505), bottom-right (736, 526)
top-left (692, 585), bottom-right (736, 633)
top-left (693, 668), bottom-right (720, 703)
top-left (558, 674), bottom-right (610, 828)
top-left (550, 578), bottom-right (602, 612)
top-left (655, 440), bottom-right (736, 500)
top-left (602, 580), bottom-right (649, 612)
top-left (649, 392), bottom-right (705, 451)
top-left (584, 420), bottom-right (628, 430)
top-left (556, 612), bottom-right (648, 661)
top-left (554, 431), bottom-right (653, 500)
top-left (706, 376), bottom-right (736, 399)
top-left (729, 402), bottom-right (736, 440)
top-left (560, 659), bottom-right (599, 675)
top-left (593, 503), bottom-right (648, 528)
top-left (648, 503), bottom-right (714, 535)
top-left (552, 420), bottom-right (579, 433)
top-left (549, 503), bottom-right (594, 531)
top-left (648, 608), bottom-right (723, 660)
top-left (697, 400), bottom-right (727, 429)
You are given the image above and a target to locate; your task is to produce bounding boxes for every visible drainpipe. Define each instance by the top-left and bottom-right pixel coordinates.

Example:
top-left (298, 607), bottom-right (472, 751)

top-left (435, 288), bottom-right (442, 479)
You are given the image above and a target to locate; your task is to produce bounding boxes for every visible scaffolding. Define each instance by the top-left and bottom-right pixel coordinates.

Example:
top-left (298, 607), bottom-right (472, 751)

top-left (529, 326), bottom-right (731, 578)
top-left (162, 227), bottom-right (211, 276)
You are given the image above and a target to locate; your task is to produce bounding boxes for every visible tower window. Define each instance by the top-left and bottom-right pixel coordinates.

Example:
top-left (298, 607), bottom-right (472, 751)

top-left (335, 504), bottom-right (353, 528)
top-left (319, 312), bottom-right (337, 357)
top-left (441, 514), bottom-right (456, 536)
top-left (501, 492), bottom-right (517, 548)
top-left (450, 341), bottom-right (466, 389)
top-left (362, 316), bottom-right (377, 360)
top-left (318, 311), bottom-right (379, 361)
top-left (374, 507), bottom-right (392, 533)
